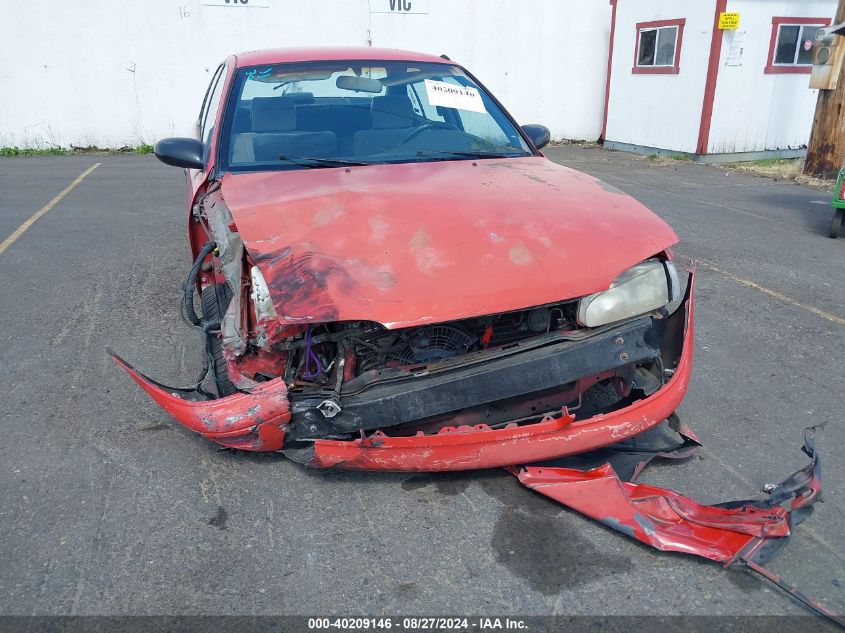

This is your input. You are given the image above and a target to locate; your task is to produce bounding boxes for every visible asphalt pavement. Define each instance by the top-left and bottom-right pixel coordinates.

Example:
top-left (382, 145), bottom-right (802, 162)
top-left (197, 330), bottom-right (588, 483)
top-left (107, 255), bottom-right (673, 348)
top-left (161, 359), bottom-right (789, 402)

top-left (0, 146), bottom-right (843, 621)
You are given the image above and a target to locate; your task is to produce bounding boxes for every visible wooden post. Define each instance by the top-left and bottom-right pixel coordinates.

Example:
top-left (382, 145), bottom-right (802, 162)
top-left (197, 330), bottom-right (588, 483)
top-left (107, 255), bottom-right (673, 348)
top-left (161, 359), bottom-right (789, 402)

top-left (805, 0), bottom-right (845, 179)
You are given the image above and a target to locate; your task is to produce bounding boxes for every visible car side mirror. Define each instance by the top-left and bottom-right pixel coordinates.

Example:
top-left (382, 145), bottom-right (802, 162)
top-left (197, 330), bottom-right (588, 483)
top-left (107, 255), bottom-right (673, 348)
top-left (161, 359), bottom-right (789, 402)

top-left (521, 124), bottom-right (551, 150)
top-left (154, 138), bottom-right (205, 169)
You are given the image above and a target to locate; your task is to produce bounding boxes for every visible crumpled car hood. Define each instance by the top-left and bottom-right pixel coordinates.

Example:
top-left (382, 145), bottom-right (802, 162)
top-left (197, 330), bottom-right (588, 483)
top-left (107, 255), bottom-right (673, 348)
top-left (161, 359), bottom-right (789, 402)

top-left (220, 157), bottom-right (678, 328)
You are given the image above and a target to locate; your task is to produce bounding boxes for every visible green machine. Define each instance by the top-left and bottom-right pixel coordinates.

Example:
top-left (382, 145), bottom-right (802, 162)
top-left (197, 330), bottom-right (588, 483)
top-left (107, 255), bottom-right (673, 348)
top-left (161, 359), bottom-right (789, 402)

top-left (831, 169), bottom-right (845, 238)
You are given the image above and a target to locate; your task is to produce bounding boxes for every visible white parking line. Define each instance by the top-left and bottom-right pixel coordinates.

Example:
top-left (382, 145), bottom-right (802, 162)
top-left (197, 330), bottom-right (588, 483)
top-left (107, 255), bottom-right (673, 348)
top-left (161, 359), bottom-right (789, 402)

top-left (695, 257), bottom-right (845, 327)
top-left (0, 162), bottom-right (101, 256)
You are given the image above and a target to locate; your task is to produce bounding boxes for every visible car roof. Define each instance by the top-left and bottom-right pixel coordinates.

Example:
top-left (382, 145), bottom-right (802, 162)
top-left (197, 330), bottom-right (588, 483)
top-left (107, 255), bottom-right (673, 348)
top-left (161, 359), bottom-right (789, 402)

top-left (232, 47), bottom-right (455, 68)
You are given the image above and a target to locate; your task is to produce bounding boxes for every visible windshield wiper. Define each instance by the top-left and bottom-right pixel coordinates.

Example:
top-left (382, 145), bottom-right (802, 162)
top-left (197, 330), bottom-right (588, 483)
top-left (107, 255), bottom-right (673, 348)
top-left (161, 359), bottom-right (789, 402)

top-left (415, 149), bottom-right (529, 160)
top-left (278, 155), bottom-right (372, 168)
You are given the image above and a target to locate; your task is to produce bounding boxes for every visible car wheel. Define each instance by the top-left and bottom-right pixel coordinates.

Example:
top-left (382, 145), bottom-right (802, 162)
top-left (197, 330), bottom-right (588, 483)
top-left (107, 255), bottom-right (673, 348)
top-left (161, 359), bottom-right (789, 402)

top-left (201, 283), bottom-right (238, 396)
top-left (830, 208), bottom-right (843, 239)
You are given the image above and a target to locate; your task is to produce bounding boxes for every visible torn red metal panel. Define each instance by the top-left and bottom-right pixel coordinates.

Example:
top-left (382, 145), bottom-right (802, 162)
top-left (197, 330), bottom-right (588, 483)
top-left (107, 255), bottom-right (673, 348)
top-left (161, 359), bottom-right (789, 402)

top-left (517, 461), bottom-right (791, 562)
top-left (515, 430), bottom-right (821, 560)
top-left (515, 428), bottom-right (842, 626)
top-left (108, 350), bottom-right (289, 451)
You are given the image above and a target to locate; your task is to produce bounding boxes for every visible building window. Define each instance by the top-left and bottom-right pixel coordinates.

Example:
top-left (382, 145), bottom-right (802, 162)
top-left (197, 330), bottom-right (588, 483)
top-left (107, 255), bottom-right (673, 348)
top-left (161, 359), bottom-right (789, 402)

top-left (766, 17), bottom-right (831, 74)
top-left (633, 19), bottom-right (685, 75)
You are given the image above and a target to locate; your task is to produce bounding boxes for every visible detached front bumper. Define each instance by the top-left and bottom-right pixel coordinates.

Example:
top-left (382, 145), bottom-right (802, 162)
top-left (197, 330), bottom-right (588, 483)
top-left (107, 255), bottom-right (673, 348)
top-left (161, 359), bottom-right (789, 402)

top-left (109, 354), bottom-right (290, 451)
top-left (112, 272), bottom-right (694, 471)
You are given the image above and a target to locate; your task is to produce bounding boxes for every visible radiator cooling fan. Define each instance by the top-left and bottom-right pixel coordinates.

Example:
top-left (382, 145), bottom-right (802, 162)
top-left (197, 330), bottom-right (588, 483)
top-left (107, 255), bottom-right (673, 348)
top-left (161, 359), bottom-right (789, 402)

top-left (390, 326), bottom-right (477, 365)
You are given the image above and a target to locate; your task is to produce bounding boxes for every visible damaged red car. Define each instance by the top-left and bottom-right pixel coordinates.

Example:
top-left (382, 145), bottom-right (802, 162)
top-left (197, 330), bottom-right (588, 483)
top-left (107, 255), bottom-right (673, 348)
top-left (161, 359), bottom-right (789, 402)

top-left (112, 47), bottom-right (694, 471)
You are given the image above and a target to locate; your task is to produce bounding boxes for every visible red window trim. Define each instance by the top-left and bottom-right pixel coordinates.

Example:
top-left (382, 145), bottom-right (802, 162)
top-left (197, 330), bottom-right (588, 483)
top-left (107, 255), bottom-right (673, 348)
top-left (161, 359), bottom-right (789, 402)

top-left (633, 18), bottom-right (686, 75)
top-left (697, 0), bottom-right (728, 154)
top-left (765, 16), bottom-right (831, 75)
top-left (601, 0), bottom-right (618, 141)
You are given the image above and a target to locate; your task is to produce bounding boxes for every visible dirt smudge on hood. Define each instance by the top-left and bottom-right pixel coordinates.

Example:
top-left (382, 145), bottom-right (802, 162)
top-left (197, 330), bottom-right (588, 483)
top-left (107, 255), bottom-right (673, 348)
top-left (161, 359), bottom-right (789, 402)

top-left (409, 229), bottom-right (448, 274)
top-left (509, 244), bottom-right (534, 266)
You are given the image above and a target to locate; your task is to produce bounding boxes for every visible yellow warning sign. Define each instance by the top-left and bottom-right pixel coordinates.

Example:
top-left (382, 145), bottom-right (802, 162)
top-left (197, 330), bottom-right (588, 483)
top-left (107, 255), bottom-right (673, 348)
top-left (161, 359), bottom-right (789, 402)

top-left (718, 12), bottom-right (740, 30)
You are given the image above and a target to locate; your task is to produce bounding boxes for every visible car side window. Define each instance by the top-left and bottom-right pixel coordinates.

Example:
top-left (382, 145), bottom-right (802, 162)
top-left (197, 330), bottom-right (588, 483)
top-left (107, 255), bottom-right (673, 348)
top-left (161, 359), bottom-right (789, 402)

top-left (200, 64), bottom-right (227, 146)
top-left (197, 64), bottom-right (224, 137)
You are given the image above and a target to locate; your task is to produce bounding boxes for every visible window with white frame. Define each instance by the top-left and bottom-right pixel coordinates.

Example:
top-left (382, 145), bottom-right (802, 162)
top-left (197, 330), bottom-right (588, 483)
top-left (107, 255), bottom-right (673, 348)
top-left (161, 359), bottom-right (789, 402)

top-left (633, 19), bottom-right (685, 74)
top-left (774, 23), bottom-right (824, 66)
top-left (766, 17), bottom-right (830, 73)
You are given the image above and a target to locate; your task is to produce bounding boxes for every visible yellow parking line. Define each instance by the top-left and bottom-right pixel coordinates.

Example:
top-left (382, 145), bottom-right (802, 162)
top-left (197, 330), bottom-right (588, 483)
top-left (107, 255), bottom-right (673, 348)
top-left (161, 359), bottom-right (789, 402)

top-left (695, 257), bottom-right (845, 327)
top-left (0, 162), bottom-right (101, 256)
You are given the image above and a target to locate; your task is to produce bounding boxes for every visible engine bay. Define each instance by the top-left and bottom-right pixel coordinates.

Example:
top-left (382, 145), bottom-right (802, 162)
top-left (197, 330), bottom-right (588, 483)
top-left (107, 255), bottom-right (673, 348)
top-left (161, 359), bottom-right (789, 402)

top-left (276, 300), bottom-right (580, 385)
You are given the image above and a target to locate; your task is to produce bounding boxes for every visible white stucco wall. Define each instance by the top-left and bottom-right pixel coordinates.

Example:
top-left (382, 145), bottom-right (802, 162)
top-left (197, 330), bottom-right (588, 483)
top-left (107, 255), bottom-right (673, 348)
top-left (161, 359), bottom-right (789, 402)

top-left (0, 0), bottom-right (611, 149)
top-left (708, 0), bottom-right (836, 154)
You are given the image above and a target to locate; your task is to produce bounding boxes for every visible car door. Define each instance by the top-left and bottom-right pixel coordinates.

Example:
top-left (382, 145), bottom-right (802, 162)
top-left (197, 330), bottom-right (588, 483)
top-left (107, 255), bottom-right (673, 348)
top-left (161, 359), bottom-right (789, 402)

top-left (187, 62), bottom-right (229, 208)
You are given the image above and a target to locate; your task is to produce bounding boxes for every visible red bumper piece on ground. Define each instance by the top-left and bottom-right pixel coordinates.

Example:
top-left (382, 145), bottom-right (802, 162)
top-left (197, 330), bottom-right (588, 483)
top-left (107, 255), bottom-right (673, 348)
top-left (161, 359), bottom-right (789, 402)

top-left (518, 461), bottom-right (790, 563)
top-left (515, 427), bottom-right (842, 625)
top-left (108, 350), bottom-right (290, 451)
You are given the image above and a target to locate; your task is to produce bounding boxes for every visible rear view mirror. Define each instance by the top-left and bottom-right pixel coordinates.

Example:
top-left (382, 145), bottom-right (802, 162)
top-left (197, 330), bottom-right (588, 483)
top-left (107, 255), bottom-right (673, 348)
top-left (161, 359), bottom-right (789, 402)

top-left (154, 138), bottom-right (204, 170)
top-left (336, 75), bottom-right (383, 93)
top-left (521, 124), bottom-right (551, 150)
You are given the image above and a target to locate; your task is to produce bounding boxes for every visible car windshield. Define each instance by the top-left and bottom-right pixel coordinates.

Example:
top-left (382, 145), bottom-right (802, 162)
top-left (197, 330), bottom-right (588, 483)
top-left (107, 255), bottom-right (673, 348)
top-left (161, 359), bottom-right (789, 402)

top-left (220, 60), bottom-right (533, 171)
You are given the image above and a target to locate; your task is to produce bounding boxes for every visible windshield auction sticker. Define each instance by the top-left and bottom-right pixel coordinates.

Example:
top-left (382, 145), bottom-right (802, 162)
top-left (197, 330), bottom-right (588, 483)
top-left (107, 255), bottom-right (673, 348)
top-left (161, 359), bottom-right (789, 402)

top-left (424, 79), bottom-right (486, 113)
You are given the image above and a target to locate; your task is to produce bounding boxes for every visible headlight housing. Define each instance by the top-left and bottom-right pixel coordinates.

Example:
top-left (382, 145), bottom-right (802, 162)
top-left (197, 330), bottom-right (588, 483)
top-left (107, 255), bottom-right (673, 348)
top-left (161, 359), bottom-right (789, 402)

top-left (576, 259), bottom-right (678, 327)
top-left (250, 266), bottom-right (277, 321)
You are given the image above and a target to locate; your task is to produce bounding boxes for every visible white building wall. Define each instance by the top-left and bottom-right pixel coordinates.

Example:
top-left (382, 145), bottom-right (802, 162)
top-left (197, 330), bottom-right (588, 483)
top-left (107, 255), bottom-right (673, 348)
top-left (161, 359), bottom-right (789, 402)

top-left (604, 0), bottom-right (717, 154)
top-left (0, 0), bottom-right (611, 149)
top-left (368, 1), bottom-right (613, 144)
top-left (708, 0), bottom-right (836, 154)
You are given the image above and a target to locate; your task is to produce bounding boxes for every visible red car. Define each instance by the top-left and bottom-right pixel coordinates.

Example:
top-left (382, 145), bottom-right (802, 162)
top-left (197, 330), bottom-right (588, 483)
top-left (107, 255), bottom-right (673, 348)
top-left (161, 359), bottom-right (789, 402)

top-left (112, 47), bottom-right (693, 471)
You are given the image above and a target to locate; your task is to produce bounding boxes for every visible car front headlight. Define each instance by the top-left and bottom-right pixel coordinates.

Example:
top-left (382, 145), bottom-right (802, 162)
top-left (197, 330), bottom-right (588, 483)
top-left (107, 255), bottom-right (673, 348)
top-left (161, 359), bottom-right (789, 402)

top-left (250, 266), bottom-right (277, 321)
top-left (576, 259), bottom-right (678, 328)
